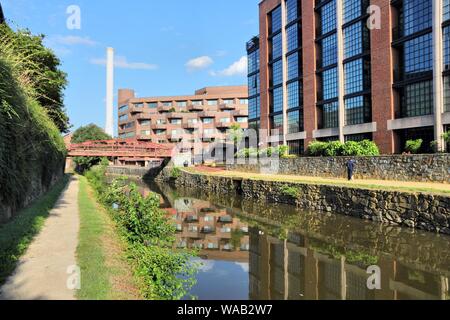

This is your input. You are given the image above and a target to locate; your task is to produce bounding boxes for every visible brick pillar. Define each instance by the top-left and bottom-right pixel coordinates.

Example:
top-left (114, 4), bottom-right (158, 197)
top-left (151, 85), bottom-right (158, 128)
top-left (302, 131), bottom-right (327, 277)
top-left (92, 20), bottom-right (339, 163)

top-left (302, 0), bottom-right (318, 148)
top-left (370, 0), bottom-right (395, 154)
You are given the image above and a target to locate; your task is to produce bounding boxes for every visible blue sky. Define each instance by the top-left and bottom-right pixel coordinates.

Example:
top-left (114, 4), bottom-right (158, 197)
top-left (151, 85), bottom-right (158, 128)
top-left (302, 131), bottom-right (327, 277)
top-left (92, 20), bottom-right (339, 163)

top-left (2, 0), bottom-right (259, 135)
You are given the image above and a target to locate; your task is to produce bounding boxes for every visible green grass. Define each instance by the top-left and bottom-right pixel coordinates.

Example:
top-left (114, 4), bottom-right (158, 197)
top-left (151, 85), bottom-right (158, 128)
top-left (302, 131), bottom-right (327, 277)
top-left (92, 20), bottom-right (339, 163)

top-left (0, 175), bottom-right (69, 285)
top-left (76, 175), bottom-right (111, 300)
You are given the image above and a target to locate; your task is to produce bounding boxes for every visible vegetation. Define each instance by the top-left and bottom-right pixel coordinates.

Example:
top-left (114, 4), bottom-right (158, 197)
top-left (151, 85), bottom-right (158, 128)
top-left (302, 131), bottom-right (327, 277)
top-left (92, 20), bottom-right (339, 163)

top-left (0, 175), bottom-right (69, 285)
top-left (443, 131), bottom-right (450, 145)
top-left (169, 167), bottom-right (182, 179)
top-left (72, 124), bottom-right (111, 173)
top-left (0, 25), bottom-right (69, 133)
top-left (307, 140), bottom-right (380, 157)
top-left (0, 24), bottom-right (67, 214)
top-left (404, 139), bottom-right (423, 154)
top-left (228, 123), bottom-right (244, 145)
top-left (280, 185), bottom-right (301, 198)
top-left (235, 145), bottom-right (290, 158)
top-left (85, 165), bottom-right (198, 300)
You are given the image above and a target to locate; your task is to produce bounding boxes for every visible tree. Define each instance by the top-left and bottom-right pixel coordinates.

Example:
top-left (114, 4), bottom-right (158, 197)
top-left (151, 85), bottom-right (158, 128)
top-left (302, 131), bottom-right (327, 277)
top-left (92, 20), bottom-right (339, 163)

top-left (0, 25), bottom-right (70, 133)
top-left (72, 124), bottom-right (112, 172)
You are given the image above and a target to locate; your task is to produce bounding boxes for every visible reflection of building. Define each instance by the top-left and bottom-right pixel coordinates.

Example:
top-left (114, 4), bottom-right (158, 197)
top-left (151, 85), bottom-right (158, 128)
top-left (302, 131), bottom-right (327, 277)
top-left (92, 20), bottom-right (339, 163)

top-left (250, 0), bottom-right (450, 154)
top-left (167, 198), bottom-right (250, 261)
top-left (249, 228), bottom-right (450, 300)
top-left (0, 2), bottom-right (5, 24)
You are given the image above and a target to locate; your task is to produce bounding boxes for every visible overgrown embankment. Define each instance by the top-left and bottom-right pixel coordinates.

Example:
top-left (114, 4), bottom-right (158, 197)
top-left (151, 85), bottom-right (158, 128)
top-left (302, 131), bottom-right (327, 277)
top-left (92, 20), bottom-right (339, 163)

top-left (0, 25), bottom-right (67, 221)
top-left (84, 165), bottom-right (198, 300)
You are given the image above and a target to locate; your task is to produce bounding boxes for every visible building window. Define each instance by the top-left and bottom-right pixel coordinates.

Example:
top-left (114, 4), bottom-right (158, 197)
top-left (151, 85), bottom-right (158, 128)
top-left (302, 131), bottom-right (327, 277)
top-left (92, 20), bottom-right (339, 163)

top-left (119, 114), bottom-right (128, 122)
top-left (345, 133), bottom-right (372, 142)
top-left (344, 58), bottom-right (364, 95)
top-left (248, 74), bottom-right (260, 96)
top-left (402, 80), bottom-right (434, 117)
top-left (403, 0), bottom-right (432, 36)
top-left (248, 49), bottom-right (260, 74)
top-left (322, 101), bottom-right (339, 128)
top-left (236, 117), bottom-right (248, 123)
top-left (345, 95), bottom-right (370, 125)
top-left (171, 119), bottom-right (182, 125)
top-left (223, 99), bottom-right (234, 105)
top-left (444, 76), bottom-right (450, 112)
top-left (140, 120), bottom-right (150, 126)
top-left (134, 103), bottom-right (144, 108)
top-left (220, 117), bottom-right (231, 123)
top-left (343, 22), bottom-right (363, 59)
top-left (286, 0), bottom-right (299, 24)
top-left (287, 110), bottom-right (303, 133)
top-left (270, 33), bottom-right (283, 60)
top-left (286, 23), bottom-right (299, 52)
top-left (270, 6), bottom-right (282, 34)
top-left (119, 105), bottom-right (129, 113)
top-left (271, 87), bottom-right (283, 113)
top-left (271, 114), bottom-right (284, 135)
top-left (322, 67), bottom-right (338, 100)
top-left (141, 130), bottom-right (151, 136)
top-left (322, 34), bottom-right (338, 67)
top-left (343, 0), bottom-right (362, 24)
top-left (287, 140), bottom-right (304, 155)
top-left (240, 99), bottom-right (248, 105)
top-left (271, 59), bottom-right (283, 86)
top-left (249, 96), bottom-right (260, 120)
top-left (156, 119), bottom-right (166, 125)
top-left (192, 100), bottom-right (202, 106)
top-left (445, 0), bottom-right (450, 22)
top-left (444, 26), bottom-right (450, 67)
top-left (320, 0), bottom-right (337, 35)
top-left (148, 102), bottom-right (157, 108)
top-left (207, 100), bottom-right (218, 106)
top-left (203, 118), bottom-right (214, 124)
top-left (287, 81), bottom-right (302, 109)
top-left (403, 33), bottom-right (433, 78)
top-left (177, 101), bottom-right (187, 107)
top-left (287, 52), bottom-right (300, 80)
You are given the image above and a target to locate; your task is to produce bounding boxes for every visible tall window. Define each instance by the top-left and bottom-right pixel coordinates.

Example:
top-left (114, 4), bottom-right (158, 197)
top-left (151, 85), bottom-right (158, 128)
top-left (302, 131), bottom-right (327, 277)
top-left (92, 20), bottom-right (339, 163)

top-left (403, 33), bottom-right (433, 77)
top-left (271, 33), bottom-right (283, 60)
top-left (320, 1), bottom-right (337, 35)
top-left (444, 26), bottom-right (450, 67)
top-left (287, 52), bottom-right (299, 80)
top-left (322, 102), bottom-right (339, 128)
top-left (271, 87), bottom-right (284, 113)
top-left (286, 0), bottom-right (299, 24)
top-left (344, 59), bottom-right (364, 95)
top-left (343, 22), bottom-right (364, 59)
top-left (322, 34), bottom-right (338, 67)
top-left (343, 0), bottom-right (362, 24)
top-left (271, 60), bottom-right (283, 86)
top-left (444, 77), bottom-right (450, 112)
top-left (445, 0), bottom-right (450, 21)
top-left (345, 96), bottom-right (370, 125)
top-left (287, 81), bottom-right (302, 109)
top-left (403, 0), bottom-right (432, 36)
top-left (402, 81), bottom-right (434, 117)
top-left (286, 24), bottom-right (299, 52)
top-left (322, 68), bottom-right (338, 100)
top-left (248, 49), bottom-right (259, 74)
top-left (287, 110), bottom-right (302, 134)
top-left (270, 6), bottom-right (282, 34)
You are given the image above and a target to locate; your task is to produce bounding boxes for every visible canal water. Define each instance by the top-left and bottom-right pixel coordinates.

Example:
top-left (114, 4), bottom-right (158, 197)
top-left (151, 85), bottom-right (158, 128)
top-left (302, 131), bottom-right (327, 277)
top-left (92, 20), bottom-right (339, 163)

top-left (134, 179), bottom-right (450, 300)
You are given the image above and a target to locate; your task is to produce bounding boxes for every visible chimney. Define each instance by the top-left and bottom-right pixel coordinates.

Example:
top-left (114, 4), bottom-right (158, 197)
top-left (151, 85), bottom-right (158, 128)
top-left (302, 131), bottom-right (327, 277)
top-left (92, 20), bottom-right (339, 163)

top-left (105, 47), bottom-right (114, 137)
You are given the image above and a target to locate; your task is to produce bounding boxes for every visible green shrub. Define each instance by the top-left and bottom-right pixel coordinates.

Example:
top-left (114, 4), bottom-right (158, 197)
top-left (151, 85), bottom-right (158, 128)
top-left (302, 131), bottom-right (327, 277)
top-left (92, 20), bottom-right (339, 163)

top-left (170, 167), bottom-right (181, 179)
top-left (307, 141), bottom-right (328, 156)
top-left (405, 139), bottom-right (423, 154)
top-left (443, 131), bottom-right (450, 144)
top-left (324, 141), bottom-right (345, 156)
top-left (280, 185), bottom-right (301, 198)
top-left (358, 140), bottom-right (380, 156)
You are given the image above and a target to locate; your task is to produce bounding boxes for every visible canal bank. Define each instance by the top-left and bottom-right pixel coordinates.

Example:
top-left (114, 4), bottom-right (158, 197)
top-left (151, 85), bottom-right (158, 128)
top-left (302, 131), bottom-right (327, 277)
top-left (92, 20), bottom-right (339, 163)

top-left (154, 167), bottom-right (450, 235)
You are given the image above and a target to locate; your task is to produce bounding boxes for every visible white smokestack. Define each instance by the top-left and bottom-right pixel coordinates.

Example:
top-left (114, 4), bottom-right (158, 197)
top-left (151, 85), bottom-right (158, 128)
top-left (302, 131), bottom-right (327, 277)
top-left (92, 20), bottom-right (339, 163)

top-left (105, 47), bottom-right (114, 137)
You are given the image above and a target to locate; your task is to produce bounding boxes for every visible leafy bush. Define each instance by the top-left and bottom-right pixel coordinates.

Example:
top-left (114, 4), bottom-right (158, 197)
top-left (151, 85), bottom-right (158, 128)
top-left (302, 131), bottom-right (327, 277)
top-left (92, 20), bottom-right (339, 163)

top-left (307, 140), bottom-right (380, 157)
top-left (235, 147), bottom-right (258, 158)
top-left (86, 172), bottom-right (198, 300)
top-left (280, 185), bottom-right (300, 198)
top-left (405, 139), bottom-right (423, 154)
top-left (443, 131), bottom-right (450, 144)
top-left (307, 141), bottom-right (328, 156)
top-left (170, 167), bottom-right (182, 179)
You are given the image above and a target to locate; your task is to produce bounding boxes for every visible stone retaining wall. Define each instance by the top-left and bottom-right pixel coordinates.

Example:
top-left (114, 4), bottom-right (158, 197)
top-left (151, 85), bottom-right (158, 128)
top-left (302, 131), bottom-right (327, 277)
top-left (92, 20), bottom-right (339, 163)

top-left (158, 168), bottom-right (450, 235)
top-left (226, 154), bottom-right (450, 183)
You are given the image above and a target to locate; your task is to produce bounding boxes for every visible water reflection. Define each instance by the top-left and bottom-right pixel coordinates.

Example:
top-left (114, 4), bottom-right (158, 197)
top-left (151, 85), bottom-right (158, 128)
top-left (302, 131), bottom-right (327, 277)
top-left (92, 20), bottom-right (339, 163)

top-left (132, 179), bottom-right (450, 300)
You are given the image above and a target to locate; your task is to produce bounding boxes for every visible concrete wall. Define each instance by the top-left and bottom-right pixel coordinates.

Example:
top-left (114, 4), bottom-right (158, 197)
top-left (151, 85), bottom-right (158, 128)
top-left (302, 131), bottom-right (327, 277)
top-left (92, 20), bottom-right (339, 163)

top-left (227, 154), bottom-right (450, 183)
top-left (157, 168), bottom-right (450, 235)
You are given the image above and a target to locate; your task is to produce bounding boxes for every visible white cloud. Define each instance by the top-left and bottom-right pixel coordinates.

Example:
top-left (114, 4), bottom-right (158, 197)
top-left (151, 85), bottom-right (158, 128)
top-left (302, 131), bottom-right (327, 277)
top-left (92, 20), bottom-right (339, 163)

top-left (52, 35), bottom-right (97, 46)
top-left (210, 56), bottom-right (248, 77)
top-left (186, 56), bottom-right (214, 72)
top-left (90, 55), bottom-right (158, 70)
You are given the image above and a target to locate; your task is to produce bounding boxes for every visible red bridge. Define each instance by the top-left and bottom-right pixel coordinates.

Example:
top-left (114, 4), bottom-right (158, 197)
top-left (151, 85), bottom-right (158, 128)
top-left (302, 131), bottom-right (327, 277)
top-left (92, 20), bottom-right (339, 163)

top-left (67, 139), bottom-right (174, 166)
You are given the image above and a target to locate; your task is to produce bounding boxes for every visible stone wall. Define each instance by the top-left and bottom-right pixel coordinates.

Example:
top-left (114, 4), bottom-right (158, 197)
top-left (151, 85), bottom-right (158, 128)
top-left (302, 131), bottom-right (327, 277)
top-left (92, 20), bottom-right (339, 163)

top-left (226, 154), bottom-right (450, 183)
top-left (159, 168), bottom-right (450, 235)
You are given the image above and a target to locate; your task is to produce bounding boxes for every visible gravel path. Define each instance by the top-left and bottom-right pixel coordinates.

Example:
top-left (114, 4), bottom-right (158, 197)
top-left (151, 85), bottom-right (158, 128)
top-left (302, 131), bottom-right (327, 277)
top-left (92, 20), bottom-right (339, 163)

top-left (0, 176), bottom-right (80, 300)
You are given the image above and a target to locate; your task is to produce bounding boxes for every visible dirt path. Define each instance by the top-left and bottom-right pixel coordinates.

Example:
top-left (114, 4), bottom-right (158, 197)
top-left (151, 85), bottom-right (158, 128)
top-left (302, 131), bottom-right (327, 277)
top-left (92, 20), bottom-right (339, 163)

top-left (189, 167), bottom-right (450, 195)
top-left (0, 176), bottom-right (80, 300)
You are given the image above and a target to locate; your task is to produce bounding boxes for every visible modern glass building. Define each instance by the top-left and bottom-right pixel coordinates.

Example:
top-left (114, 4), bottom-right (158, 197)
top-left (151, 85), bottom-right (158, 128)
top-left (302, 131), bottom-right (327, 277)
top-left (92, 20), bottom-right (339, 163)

top-left (249, 0), bottom-right (450, 154)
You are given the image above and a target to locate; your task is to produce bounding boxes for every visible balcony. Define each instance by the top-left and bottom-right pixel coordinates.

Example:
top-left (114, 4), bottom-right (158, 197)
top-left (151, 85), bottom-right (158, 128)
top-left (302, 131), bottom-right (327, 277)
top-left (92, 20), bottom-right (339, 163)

top-left (216, 121), bottom-right (232, 129)
top-left (151, 123), bottom-right (167, 130)
top-left (129, 106), bottom-right (144, 113)
top-left (157, 105), bottom-right (173, 113)
top-left (218, 215), bottom-right (233, 223)
top-left (201, 226), bottom-right (215, 234)
top-left (188, 103), bottom-right (204, 111)
top-left (233, 109), bottom-right (248, 117)
top-left (183, 121), bottom-right (200, 129)
top-left (219, 103), bottom-right (236, 110)
top-left (185, 215), bottom-right (199, 223)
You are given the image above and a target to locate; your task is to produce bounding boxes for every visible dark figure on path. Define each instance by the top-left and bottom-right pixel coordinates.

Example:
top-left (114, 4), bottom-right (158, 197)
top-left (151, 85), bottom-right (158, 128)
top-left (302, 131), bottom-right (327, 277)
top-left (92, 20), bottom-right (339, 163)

top-left (346, 159), bottom-right (356, 181)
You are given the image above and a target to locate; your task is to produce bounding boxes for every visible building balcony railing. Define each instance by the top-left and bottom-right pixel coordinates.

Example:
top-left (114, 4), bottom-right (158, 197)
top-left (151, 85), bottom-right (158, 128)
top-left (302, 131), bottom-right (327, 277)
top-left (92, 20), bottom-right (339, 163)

top-left (157, 105), bottom-right (173, 113)
top-left (215, 121), bottom-right (232, 128)
top-left (151, 123), bottom-right (167, 130)
top-left (129, 106), bottom-right (144, 114)
top-left (219, 103), bottom-right (237, 110)
top-left (188, 104), bottom-right (204, 111)
top-left (183, 122), bottom-right (200, 129)
top-left (233, 109), bottom-right (249, 117)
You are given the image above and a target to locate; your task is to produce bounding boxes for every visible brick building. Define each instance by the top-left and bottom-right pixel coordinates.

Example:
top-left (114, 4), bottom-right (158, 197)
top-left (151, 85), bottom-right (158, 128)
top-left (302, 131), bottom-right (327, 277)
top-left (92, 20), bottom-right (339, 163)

top-left (248, 0), bottom-right (450, 154)
top-left (117, 86), bottom-right (248, 161)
